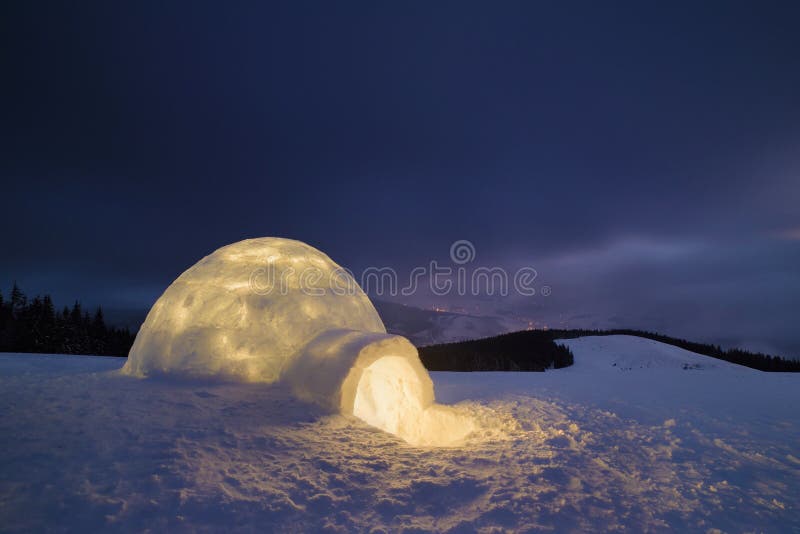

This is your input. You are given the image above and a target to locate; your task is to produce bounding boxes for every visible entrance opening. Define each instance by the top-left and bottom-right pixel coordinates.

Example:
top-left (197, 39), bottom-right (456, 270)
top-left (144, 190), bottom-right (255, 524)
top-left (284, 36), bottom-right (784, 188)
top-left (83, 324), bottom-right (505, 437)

top-left (352, 356), bottom-right (476, 446)
top-left (353, 356), bottom-right (425, 439)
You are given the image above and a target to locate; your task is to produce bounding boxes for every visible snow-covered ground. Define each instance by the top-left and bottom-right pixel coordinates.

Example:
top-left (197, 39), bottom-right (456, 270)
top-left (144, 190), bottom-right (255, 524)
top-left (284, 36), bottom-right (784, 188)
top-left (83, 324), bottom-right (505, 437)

top-left (1, 335), bottom-right (798, 532)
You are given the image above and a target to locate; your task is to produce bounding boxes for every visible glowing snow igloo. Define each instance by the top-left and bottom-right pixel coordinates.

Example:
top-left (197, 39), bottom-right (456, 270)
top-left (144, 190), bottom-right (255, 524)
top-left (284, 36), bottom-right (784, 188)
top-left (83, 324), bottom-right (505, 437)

top-left (123, 237), bottom-right (473, 446)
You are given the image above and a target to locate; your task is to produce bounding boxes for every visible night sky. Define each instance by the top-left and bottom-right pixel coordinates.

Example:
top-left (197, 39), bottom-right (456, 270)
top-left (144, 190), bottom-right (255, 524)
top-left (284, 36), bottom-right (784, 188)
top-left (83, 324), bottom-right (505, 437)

top-left (2, 2), bottom-right (799, 357)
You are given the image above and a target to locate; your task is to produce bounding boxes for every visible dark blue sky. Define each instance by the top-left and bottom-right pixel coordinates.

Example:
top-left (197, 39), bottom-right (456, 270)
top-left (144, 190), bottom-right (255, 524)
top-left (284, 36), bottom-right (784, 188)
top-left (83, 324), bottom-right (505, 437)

top-left (2, 2), bottom-right (799, 356)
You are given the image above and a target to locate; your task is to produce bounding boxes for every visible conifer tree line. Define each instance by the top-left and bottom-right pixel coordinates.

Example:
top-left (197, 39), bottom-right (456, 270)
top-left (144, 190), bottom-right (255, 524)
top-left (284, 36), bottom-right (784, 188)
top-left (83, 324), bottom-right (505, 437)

top-left (420, 328), bottom-right (800, 372)
top-left (420, 331), bottom-right (575, 372)
top-left (0, 283), bottom-right (134, 356)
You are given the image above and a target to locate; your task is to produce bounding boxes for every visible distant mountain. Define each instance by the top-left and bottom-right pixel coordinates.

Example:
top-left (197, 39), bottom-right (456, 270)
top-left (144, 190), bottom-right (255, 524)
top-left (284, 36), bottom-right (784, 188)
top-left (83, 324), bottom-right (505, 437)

top-left (371, 300), bottom-right (527, 347)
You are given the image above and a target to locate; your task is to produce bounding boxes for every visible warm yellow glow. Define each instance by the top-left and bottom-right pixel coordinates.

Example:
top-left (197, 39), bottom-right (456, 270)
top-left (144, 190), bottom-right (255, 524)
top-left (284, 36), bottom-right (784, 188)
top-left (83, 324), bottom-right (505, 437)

top-left (353, 356), bottom-right (425, 437)
top-left (122, 237), bottom-right (385, 382)
top-left (353, 356), bottom-right (476, 447)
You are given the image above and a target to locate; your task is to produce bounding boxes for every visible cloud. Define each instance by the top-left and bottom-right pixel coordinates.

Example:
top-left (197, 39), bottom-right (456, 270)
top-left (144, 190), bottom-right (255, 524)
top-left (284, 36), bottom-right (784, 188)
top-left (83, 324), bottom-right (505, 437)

top-left (774, 227), bottom-right (800, 241)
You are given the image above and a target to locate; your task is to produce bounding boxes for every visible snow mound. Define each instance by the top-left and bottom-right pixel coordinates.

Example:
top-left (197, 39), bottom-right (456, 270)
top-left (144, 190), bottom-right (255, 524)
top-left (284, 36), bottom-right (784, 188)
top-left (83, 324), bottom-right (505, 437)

top-left (122, 237), bottom-right (472, 446)
top-left (557, 335), bottom-right (748, 372)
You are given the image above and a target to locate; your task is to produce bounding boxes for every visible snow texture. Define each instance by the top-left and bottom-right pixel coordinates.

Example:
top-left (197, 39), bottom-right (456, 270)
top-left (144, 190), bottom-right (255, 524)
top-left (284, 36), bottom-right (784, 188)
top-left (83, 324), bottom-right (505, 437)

top-left (121, 237), bottom-right (469, 445)
top-left (1, 335), bottom-right (798, 532)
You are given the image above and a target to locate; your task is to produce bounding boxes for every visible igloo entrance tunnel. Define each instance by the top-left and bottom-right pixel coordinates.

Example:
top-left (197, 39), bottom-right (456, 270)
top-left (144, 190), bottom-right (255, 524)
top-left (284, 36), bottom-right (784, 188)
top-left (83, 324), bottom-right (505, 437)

top-left (122, 238), bottom-right (473, 446)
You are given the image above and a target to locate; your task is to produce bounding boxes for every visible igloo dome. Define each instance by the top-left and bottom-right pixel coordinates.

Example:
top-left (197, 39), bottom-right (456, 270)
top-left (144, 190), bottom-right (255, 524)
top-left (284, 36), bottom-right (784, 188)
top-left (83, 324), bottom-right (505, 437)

top-left (123, 238), bottom-right (386, 382)
top-left (122, 237), bottom-right (473, 446)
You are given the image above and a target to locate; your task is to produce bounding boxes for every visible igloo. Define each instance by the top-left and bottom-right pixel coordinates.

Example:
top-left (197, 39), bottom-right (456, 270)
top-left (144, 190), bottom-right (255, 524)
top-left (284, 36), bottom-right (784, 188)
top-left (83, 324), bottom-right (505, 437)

top-left (122, 237), bottom-right (473, 446)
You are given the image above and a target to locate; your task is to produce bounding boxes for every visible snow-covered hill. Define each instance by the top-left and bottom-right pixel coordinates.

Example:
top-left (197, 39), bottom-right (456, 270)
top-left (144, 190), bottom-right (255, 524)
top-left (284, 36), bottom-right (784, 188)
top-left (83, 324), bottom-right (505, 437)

top-left (1, 336), bottom-right (798, 531)
top-left (558, 334), bottom-right (740, 372)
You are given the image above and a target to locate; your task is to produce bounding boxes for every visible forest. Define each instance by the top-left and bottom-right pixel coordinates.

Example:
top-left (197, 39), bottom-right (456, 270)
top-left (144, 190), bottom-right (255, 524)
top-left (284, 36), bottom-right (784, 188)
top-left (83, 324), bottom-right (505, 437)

top-left (0, 283), bottom-right (135, 356)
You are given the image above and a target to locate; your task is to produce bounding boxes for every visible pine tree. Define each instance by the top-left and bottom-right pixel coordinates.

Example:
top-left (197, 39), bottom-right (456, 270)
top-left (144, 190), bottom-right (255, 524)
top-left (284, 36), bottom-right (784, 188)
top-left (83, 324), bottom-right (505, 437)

top-left (0, 290), bottom-right (6, 351)
top-left (70, 301), bottom-right (82, 324)
top-left (93, 307), bottom-right (105, 331)
top-left (40, 295), bottom-right (56, 352)
top-left (42, 296), bottom-right (55, 325)
top-left (10, 282), bottom-right (26, 318)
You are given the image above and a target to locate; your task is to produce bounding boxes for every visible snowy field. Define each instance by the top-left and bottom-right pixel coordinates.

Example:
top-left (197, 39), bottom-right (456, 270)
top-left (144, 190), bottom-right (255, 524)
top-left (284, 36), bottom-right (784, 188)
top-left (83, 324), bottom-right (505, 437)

top-left (1, 335), bottom-right (798, 532)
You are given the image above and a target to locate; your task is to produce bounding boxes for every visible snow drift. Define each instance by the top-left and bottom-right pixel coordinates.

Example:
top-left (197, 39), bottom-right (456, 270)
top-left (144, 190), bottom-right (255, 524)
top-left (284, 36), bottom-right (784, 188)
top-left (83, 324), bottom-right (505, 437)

top-left (122, 237), bottom-right (472, 445)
